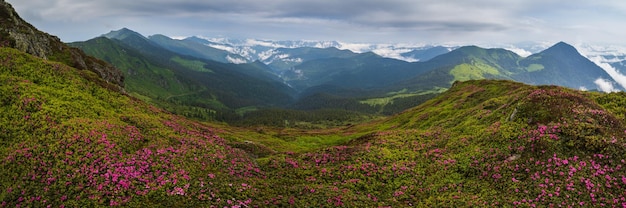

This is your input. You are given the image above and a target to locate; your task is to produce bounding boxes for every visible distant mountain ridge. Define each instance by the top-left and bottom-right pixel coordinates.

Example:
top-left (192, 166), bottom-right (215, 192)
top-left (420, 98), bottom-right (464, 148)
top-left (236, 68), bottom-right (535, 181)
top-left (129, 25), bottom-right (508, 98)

top-left (72, 28), bottom-right (623, 120)
top-left (391, 42), bottom-right (621, 93)
top-left (147, 34), bottom-right (249, 64)
top-left (140, 31), bottom-right (620, 93)
top-left (151, 34), bottom-right (456, 64)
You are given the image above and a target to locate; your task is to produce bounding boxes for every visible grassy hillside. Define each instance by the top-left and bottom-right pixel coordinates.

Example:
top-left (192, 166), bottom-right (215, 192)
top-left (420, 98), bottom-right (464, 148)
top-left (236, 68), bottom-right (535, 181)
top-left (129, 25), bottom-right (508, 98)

top-left (3, 46), bottom-right (626, 207)
top-left (70, 37), bottom-right (298, 122)
top-left (254, 79), bottom-right (626, 206)
top-left (0, 46), bottom-right (367, 207)
top-left (70, 37), bottom-right (199, 99)
top-left (0, 46), bottom-right (272, 207)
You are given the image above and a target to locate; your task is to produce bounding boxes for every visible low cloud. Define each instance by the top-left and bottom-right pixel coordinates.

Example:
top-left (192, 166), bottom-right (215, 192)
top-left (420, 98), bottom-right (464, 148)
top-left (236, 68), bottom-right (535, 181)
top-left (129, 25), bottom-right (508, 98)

top-left (505, 47), bottom-right (532, 57)
top-left (590, 59), bottom-right (626, 90)
top-left (594, 78), bottom-right (618, 93)
top-left (576, 45), bottom-right (626, 91)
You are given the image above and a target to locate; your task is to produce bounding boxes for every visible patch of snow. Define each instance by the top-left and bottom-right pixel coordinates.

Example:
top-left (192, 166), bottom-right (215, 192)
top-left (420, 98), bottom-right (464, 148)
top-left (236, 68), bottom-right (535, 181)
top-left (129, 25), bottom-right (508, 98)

top-left (208, 44), bottom-right (237, 54)
top-left (226, 55), bottom-right (248, 64)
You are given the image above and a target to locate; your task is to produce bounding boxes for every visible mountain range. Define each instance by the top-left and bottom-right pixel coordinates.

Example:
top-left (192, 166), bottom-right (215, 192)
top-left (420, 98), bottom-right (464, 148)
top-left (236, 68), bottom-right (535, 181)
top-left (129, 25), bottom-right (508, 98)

top-left (3, 0), bottom-right (626, 206)
top-left (144, 35), bottom-right (456, 64)
top-left (68, 28), bottom-right (622, 122)
top-left (131, 34), bottom-right (626, 93)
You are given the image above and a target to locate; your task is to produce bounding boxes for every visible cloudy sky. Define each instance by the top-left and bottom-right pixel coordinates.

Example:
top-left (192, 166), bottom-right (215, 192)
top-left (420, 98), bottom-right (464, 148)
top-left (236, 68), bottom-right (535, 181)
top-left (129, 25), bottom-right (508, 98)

top-left (9, 0), bottom-right (626, 45)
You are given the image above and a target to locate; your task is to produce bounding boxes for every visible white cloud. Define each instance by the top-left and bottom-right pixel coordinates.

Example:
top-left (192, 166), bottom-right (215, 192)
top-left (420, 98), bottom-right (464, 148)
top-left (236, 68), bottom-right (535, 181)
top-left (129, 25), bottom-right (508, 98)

top-left (337, 42), bottom-right (374, 53)
top-left (245, 39), bottom-right (285, 48)
top-left (169, 36), bottom-right (187, 40)
top-left (589, 58), bottom-right (626, 90)
top-left (594, 78), bottom-right (618, 93)
top-left (372, 47), bottom-right (417, 62)
top-left (505, 47), bottom-right (532, 57)
top-left (576, 44), bottom-right (626, 90)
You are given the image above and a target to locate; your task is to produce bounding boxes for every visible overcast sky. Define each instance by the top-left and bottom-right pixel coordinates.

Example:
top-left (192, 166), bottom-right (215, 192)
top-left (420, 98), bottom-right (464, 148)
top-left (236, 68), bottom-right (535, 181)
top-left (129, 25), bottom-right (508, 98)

top-left (9, 0), bottom-right (626, 45)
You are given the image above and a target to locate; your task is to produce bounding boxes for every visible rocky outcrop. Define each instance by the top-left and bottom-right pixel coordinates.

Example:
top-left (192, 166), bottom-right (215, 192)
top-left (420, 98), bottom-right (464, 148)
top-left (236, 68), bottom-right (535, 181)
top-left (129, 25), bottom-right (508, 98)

top-left (0, 0), bottom-right (124, 89)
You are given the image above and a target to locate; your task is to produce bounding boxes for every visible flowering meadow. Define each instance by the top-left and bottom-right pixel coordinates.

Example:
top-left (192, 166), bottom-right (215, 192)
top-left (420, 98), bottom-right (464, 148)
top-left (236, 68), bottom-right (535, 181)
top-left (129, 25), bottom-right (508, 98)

top-left (2, 47), bottom-right (626, 207)
top-left (0, 48), bottom-right (262, 207)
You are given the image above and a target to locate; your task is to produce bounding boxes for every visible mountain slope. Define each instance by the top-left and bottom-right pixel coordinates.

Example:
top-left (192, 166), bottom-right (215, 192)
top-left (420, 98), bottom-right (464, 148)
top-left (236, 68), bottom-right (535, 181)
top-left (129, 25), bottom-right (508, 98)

top-left (391, 42), bottom-right (621, 93)
top-left (264, 47), bottom-right (359, 71)
top-left (514, 42), bottom-right (618, 90)
top-left (71, 29), bottom-right (296, 119)
top-left (0, 0), bottom-right (123, 88)
top-left (361, 45), bottom-right (525, 103)
top-left (0, 47), bottom-right (268, 207)
top-left (148, 34), bottom-right (248, 63)
top-left (255, 79), bottom-right (626, 206)
top-left (69, 37), bottom-right (201, 99)
top-left (288, 52), bottom-right (430, 93)
top-left (274, 42), bottom-right (618, 115)
top-left (70, 36), bottom-right (229, 121)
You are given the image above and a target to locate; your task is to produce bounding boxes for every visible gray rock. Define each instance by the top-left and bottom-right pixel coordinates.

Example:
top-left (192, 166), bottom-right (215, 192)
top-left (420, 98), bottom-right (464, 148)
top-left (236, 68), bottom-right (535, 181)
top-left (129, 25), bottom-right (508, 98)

top-left (0, 0), bottom-right (124, 89)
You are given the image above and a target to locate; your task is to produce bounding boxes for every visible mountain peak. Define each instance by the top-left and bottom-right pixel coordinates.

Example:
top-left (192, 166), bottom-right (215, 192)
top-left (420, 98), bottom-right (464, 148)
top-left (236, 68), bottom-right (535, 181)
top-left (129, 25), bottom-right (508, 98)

top-left (540, 41), bottom-right (579, 56)
top-left (520, 41), bottom-right (622, 91)
top-left (453, 45), bottom-right (484, 53)
top-left (118, 27), bottom-right (134, 32)
top-left (102, 28), bottom-right (146, 40)
top-left (147, 34), bottom-right (173, 41)
top-left (184, 36), bottom-right (210, 43)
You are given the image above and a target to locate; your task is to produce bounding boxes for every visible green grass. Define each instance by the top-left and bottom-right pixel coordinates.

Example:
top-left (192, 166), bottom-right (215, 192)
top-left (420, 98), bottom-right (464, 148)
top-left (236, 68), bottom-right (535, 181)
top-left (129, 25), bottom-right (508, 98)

top-left (386, 88), bottom-right (409, 95)
top-left (449, 62), bottom-right (500, 82)
top-left (526, 63), bottom-right (545, 72)
top-left (235, 106), bottom-right (258, 116)
top-left (291, 135), bottom-right (356, 150)
top-left (360, 93), bottom-right (417, 106)
top-left (360, 87), bottom-right (448, 106)
top-left (171, 56), bottom-right (214, 73)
